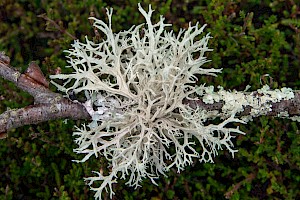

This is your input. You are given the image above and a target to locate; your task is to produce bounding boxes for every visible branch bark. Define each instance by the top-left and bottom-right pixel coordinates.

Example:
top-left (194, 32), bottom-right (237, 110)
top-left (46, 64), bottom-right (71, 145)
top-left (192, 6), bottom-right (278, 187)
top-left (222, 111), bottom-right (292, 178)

top-left (1, 52), bottom-right (300, 138)
top-left (183, 91), bottom-right (300, 117)
top-left (0, 52), bottom-right (90, 137)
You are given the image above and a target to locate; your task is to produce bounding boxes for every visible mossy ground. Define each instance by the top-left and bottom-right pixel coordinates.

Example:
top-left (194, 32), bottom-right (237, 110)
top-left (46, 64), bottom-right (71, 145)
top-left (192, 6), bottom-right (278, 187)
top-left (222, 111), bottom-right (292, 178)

top-left (0, 0), bottom-right (299, 199)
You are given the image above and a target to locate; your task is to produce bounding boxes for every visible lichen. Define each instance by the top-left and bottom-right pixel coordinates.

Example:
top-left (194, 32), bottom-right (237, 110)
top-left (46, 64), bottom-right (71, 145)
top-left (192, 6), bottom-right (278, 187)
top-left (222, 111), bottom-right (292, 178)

top-left (197, 84), bottom-right (294, 122)
top-left (49, 4), bottom-right (294, 200)
top-left (289, 116), bottom-right (300, 122)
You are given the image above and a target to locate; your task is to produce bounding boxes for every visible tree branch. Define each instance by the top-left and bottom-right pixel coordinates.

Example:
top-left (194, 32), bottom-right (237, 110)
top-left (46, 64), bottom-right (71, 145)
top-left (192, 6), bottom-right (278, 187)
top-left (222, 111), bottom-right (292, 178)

top-left (0, 52), bottom-right (90, 137)
top-left (183, 91), bottom-right (300, 118)
top-left (0, 101), bottom-right (90, 133)
top-left (1, 52), bottom-right (300, 138)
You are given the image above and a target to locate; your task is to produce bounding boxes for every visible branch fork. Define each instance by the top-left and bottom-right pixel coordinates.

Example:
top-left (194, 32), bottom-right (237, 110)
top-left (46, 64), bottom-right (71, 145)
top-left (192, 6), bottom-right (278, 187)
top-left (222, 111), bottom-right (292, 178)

top-left (0, 52), bottom-right (90, 138)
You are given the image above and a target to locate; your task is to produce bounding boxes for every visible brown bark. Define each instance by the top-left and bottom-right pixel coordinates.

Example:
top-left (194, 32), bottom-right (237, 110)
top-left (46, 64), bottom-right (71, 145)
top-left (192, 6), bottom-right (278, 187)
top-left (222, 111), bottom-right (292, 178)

top-left (0, 52), bottom-right (90, 137)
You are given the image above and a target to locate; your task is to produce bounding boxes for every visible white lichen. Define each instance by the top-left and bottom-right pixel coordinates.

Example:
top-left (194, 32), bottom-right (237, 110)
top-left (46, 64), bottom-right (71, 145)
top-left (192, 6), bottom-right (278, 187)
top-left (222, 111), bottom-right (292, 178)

top-left (49, 4), bottom-right (294, 200)
top-left (197, 84), bottom-right (294, 122)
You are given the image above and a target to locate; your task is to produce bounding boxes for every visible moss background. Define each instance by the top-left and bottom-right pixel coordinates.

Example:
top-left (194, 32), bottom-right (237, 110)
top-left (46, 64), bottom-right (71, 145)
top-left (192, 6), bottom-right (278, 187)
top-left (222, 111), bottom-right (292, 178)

top-left (0, 0), bottom-right (300, 199)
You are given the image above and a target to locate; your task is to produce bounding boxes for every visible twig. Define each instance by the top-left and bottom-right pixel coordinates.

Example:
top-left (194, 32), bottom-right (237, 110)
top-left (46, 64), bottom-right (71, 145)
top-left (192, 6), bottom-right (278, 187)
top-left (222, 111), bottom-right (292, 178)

top-left (1, 51), bottom-right (300, 136)
top-left (0, 52), bottom-right (90, 137)
top-left (183, 91), bottom-right (300, 117)
top-left (224, 172), bottom-right (256, 199)
top-left (38, 14), bottom-right (77, 40)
